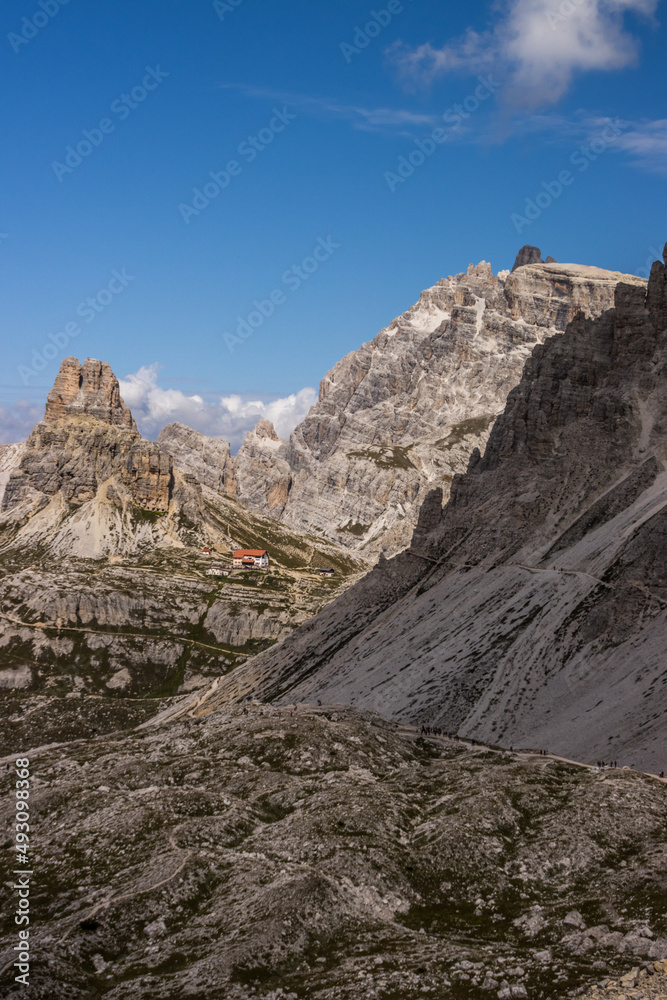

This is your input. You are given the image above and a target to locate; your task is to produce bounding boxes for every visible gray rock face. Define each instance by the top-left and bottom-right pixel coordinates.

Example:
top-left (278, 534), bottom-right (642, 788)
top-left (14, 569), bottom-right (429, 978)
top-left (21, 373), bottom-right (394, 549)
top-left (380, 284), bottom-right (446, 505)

top-left (157, 422), bottom-right (237, 496)
top-left (2, 417), bottom-right (174, 513)
top-left (3, 358), bottom-right (175, 514)
top-left (0, 442), bottom-right (24, 508)
top-left (231, 257), bottom-right (645, 559)
top-left (212, 248), bottom-right (667, 772)
top-left (0, 363), bottom-right (365, 688)
top-left (234, 419), bottom-right (293, 515)
top-left (44, 356), bottom-right (135, 428)
top-left (119, 254), bottom-right (641, 561)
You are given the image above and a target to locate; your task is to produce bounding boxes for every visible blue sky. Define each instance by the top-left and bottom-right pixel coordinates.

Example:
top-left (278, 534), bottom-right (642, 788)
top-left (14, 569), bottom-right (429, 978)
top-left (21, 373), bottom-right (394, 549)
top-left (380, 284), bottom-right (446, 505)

top-left (1, 0), bottom-right (666, 447)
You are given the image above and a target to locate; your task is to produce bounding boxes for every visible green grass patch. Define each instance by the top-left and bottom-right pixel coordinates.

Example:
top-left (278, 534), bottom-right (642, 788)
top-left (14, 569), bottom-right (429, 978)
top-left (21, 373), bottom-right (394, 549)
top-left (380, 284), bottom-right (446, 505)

top-left (347, 446), bottom-right (416, 470)
top-left (338, 521), bottom-right (370, 537)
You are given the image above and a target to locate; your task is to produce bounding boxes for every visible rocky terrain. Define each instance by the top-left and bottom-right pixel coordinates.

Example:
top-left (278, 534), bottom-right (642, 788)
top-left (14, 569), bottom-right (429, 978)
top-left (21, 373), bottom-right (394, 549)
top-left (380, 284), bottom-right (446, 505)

top-left (226, 249), bottom-right (647, 558)
top-left (209, 247), bottom-right (667, 773)
top-left (2, 702), bottom-right (666, 1000)
top-left (579, 961), bottom-right (667, 1000)
top-left (0, 359), bottom-right (365, 697)
top-left (1, 249), bottom-right (666, 1000)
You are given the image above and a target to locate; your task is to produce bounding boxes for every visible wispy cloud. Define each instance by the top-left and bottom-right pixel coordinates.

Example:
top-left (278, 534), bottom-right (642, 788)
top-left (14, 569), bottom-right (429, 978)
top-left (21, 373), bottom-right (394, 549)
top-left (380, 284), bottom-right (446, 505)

top-left (119, 364), bottom-right (316, 450)
top-left (614, 117), bottom-right (667, 172)
top-left (388, 0), bottom-right (658, 109)
top-left (220, 82), bottom-right (438, 134)
top-left (512, 110), bottom-right (667, 172)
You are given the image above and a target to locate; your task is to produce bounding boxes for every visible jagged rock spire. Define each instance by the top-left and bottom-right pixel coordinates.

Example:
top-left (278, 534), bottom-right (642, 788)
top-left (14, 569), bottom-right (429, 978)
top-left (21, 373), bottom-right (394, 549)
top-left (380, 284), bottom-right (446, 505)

top-left (511, 246), bottom-right (558, 272)
top-left (511, 246), bottom-right (544, 271)
top-left (44, 357), bottom-right (136, 429)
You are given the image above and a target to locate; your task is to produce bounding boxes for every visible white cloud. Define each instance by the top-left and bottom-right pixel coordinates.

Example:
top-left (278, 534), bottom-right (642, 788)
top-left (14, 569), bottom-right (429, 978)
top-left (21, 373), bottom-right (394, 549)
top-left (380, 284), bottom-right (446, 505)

top-left (0, 400), bottom-right (42, 444)
top-left (389, 0), bottom-right (658, 108)
top-left (119, 364), bottom-right (316, 451)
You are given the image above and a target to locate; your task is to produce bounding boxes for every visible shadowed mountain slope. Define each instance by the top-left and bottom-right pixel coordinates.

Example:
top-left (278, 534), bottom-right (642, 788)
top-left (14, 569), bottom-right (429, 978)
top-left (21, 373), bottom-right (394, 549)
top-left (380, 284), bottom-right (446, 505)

top-left (210, 248), bottom-right (667, 772)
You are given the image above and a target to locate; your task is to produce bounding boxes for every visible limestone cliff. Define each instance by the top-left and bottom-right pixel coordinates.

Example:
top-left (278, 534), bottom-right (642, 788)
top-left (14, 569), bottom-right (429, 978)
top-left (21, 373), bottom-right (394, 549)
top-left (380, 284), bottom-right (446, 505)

top-left (121, 248), bottom-right (643, 560)
top-left (3, 357), bottom-right (172, 514)
top-left (211, 245), bottom-right (667, 772)
top-left (44, 355), bottom-right (136, 428)
top-left (0, 442), bottom-right (24, 509)
top-left (157, 422), bottom-right (237, 497)
top-left (234, 419), bottom-right (293, 515)
top-left (0, 360), bottom-right (365, 694)
top-left (243, 252), bottom-right (646, 558)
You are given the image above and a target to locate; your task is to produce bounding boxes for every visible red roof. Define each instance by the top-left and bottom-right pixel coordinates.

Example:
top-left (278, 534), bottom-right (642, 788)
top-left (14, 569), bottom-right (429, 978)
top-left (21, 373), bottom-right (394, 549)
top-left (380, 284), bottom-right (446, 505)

top-left (233, 549), bottom-right (267, 558)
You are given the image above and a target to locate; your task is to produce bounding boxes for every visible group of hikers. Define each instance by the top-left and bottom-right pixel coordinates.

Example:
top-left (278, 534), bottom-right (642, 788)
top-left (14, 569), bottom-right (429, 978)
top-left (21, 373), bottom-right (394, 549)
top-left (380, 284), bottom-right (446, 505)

top-left (414, 730), bottom-right (666, 780)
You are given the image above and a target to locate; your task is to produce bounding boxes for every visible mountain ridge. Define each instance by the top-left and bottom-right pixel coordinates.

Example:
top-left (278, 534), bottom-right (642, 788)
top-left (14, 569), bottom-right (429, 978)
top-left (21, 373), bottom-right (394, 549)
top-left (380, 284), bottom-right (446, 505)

top-left (207, 245), bottom-right (667, 771)
top-left (151, 249), bottom-right (648, 560)
top-left (0, 359), bottom-right (366, 696)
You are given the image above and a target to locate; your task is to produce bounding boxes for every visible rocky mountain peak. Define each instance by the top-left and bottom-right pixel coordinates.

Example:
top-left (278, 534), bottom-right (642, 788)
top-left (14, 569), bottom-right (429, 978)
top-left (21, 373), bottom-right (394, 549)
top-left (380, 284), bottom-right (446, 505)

top-left (511, 245), bottom-right (557, 272)
top-left (2, 357), bottom-right (175, 516)
top-left (238, 248), bottom-right (646, 558)
top-left (248, 418), bottom-right (282, 443)
top-left (157, 422), bottom-right (237, 497)
top-left (466, 259), bottom-right (493, 278)
top-left (44, 356), bottom-right (136, 429)
top-left (216, 243), bottom-right (667, 771)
